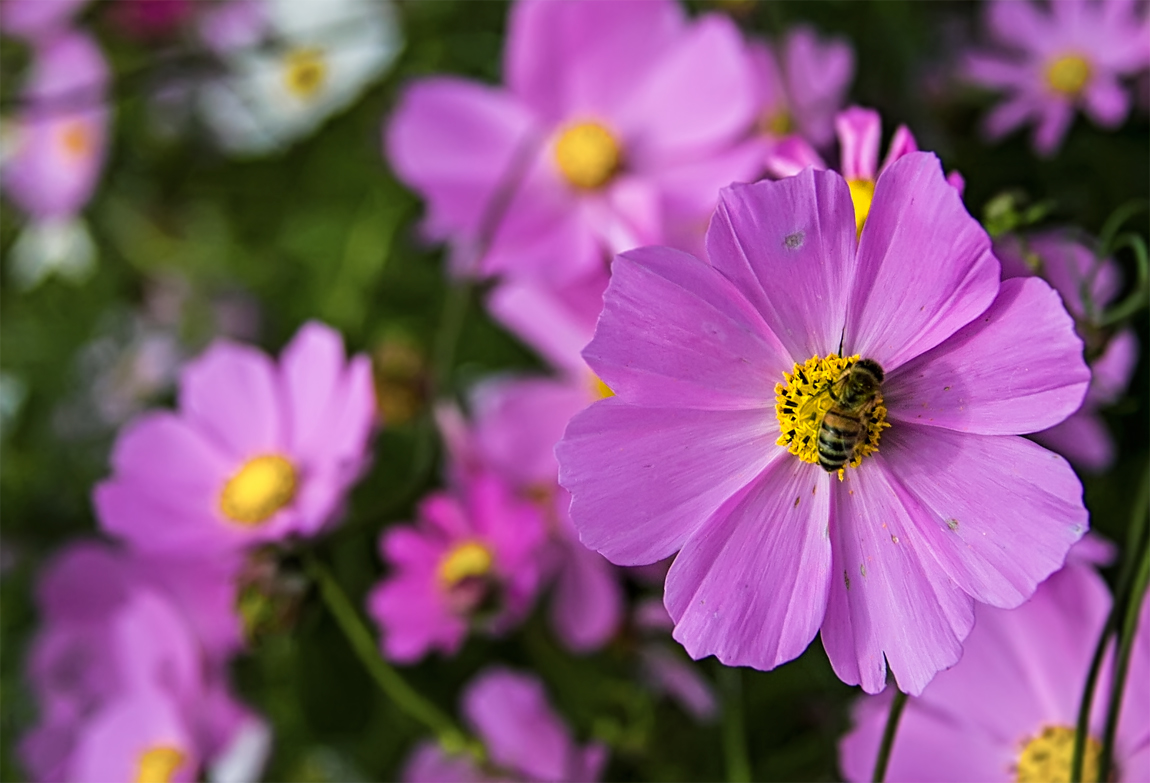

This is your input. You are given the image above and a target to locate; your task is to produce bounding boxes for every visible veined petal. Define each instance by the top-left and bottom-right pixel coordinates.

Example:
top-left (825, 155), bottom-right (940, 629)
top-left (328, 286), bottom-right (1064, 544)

top-left (586, 246), bottom-right (790, 410)
top-left (667, 455), bottom-right (832, 671)
top-left (706, 169), bottom-right (858, 362)
top-left (885, 278), bottom-right (1088, 435)
top-left (881, 424), bottom-right (1087, 609)
top-left (558, 401), bottom-right (777, 565)
top-left (846, 153), bottom-right (1000, 371)
top-left (835, 106), bottom-right (882, 182)
top-left (821, 462), bottom-right (974, 696)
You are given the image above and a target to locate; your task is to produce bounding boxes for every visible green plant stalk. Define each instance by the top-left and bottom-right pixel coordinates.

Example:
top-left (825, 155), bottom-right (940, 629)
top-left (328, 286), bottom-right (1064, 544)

top-left (304, 553), bottom-right (480, 758)
top-left (871, 688), bottom-right (908, 783)
top-left (1099, 544), bottom-right (1150, 782)
top-left (720, 667), bottom-right (751, 783)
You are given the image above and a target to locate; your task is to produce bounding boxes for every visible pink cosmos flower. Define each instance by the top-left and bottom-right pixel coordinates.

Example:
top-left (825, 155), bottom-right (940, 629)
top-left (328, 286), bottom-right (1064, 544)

top-left (19, 541), bottom-right (266, 783)
top-left (385, 0), bottom-right (765, 285)
top-left (367, 470), bottom-right (546, 662)
top-left (839, 545), bottom-right (1150, 782)
top-left (964, 0), bottom-right (1150, 156)
top-left (557, 153), bottom-right (1091, 695)
top-left (765, 106), bottom-right (964, 236)
top-left (403, 667), bottom-right (607, 783)
top-left (997, 230), bottom-right (1139, 471)
top-left (1, 31), bottom-right (109, 288)
top-left (94, 321), bottom-right (376, 555)
top-left (747, 26), bottom-right (855, 149)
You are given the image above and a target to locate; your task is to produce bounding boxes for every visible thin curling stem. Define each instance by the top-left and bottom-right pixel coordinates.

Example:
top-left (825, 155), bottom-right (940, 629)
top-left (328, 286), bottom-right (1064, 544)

top-left (304, 553), bottom-right (480, 758)
top-left (871, 688), bottom-right (908, 783)
top-left (720, 667), bottom-right (751, 783)
top-left (1099, 544), bottom-right (1150, 782)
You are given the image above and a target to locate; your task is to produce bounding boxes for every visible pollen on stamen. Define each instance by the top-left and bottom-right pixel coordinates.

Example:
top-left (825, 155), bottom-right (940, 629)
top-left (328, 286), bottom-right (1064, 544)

top-left (774, 353), bottom-right (889, 480)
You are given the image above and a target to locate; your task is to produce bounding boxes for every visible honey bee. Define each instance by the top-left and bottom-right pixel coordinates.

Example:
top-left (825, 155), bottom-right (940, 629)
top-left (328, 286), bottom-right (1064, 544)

top-left (801, 358), bottom-right (884, 472)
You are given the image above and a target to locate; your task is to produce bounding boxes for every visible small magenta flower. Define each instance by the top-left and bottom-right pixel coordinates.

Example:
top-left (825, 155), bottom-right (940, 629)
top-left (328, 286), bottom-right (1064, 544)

top-left (385, 0), bottom-right (764, 285)
top-left (94, 321), bottom-right (376, 555)
top-left (747, 26), bottom-right (855, 149)
top-left (403, 667), bottom-right (607, 783)
top-left (839, 542), bottom-right (1150, 782)
top-left (557, 154), bottom-right (1091, 695)
top-left (997, 230), bottom-right (1139, 471)
top-left (963, 0), bottom-right (1150, 156)
top-left (368, 471), bottom-right (546, 662)
top-left (1, 32), bottom-right (109, 289)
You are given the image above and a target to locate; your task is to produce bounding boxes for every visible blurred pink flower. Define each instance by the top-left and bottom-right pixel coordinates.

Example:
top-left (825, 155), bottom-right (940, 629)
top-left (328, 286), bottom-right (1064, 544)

top-left (747, 26), bottom-right (855, 149)
top-left (0, 0), bottom-right (90, 39)
top-left (94, 321), bottom-right (376, 555)
top-left (108, 0), bottom-right (193, 39)
top-left (997, 230), bottom-right (1139, 471)
top-left (634, 598), bottom-right (718, 723)
top-left (1, 31), bottom-right (109, 288)
top-left (368, 472), bottom-right (546, 662)
top-left (403, 668), bottom-right (607, 783)
top-left (963, 0), bottom-right (1150, 156)
top-left (385, 0), bottom-right (765, 285)
top-left (19, 541), bottom-right (266, 783)
top-left (839, 543), bottom-right (1150, 782)
top-left (557, 154), bottom-right (1091, 695)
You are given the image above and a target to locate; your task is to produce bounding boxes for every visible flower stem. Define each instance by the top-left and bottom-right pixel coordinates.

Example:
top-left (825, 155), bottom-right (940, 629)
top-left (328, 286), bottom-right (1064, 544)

top-left (1071, 467), bottom-right (1150, 782)
top-left (871, 688), bottom-right (908, 783)
top-left (304, 553), bottom-right (479, 758)
top-left (720, 667), bottom-right (751, 783)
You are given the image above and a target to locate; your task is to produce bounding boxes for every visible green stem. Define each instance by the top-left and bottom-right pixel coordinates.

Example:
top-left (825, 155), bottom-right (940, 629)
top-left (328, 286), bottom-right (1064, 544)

top-left (720, 667), bottom-right (751, 783)
top-left (871, 688), bottom-right (908, 783)
top-left (304, 553), bottom-right (479, 758)
top-left (1099, 542), bottom-right (1150, 782)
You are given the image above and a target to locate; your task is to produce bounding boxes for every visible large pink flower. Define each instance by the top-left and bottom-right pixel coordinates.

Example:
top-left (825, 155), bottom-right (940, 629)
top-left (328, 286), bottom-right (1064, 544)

top-left (94, 321), bottom-right (376, 555)
top-left (963, 0), bottom-right (1150, 155)
top-left (385, 0), bottom-right (764, 285)
top-left (557, 153), bottom-right (1091, 695)
top-left (839, 544), bottom-right (1150, 782)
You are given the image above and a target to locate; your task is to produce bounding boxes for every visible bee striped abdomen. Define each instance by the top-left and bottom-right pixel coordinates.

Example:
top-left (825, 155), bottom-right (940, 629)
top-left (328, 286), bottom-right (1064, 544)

top-left (817, 410), bottom-right (865, 471)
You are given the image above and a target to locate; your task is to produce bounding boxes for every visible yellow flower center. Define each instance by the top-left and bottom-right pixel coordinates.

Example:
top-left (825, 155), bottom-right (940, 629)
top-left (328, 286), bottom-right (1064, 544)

top-left (219, 454), bottom-right (298, 525)
top-left (590, 373), bottom-right (615, 400)
top-left (56, 120), bottom-right (92, 160)
top-left (760, 109), bottom-right (794, 137)
top-left (554, 121), bottom-right (621, 190)
top-left (438, 541), bottom-right (494, 588)
top-left (283, 47), bottom-right (328, 100)
top-left (774, 353), bottom-right (889, 479)
top-left (847, 179), bottom-right (875, 236)
top-left (1015, 725), bottom-right (1102, 783)
top-left (1046, 55), bottom-right (1091, 96)
top-left (136, 746), bottom-right (185, 783)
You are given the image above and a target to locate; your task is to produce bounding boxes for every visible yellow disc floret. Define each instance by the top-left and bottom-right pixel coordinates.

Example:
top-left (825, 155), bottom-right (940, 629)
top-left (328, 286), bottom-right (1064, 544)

top-left (554, 121), bottom-right (621, 190)
top-left (1046, 54), bottom-right (1091, 96)
top-left (760, 109), bottom-right (794, 137)
top-left (590, 373), bottom-right (615, 400)
top-left (774, 353), bottom-right (889, 478)
top-left (1015, 725), bottom-right (1102, 783)
top-left (283, 47), bottom-right (329, 100)
top-left (847, 179), bottom-right (875, 236)
top-left (136, 746), bottom-right (185, 783)
top-left (220, 454), bottom-right (298, 525)
top-left (438, 541), bottom-right (494, 588)
top-left (57, 120), bottom-right (92, 160)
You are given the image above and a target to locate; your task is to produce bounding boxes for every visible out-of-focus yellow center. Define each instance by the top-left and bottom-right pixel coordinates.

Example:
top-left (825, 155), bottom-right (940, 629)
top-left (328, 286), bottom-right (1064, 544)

top-left (590, 374), bottom-right (615, 400)
top-left (438, 541), bottom-right (493, 588)
top-left (135, 746), bottom-right (185, 783)
top-left (283, 47), bottom-right (328, 100)
top-left (1046, 55), bottom-right (1091, 96)
top-left (774, 353), bottom-right (888, 478)
top-left (847, 178), bottom-right (875, 236)
top-left (760, 109), bottom-right (794, 137)
top-left (220, 454), bottom-right (298, 525)
top-left (1015, 725), bottom-right (1101, 783)
top-left (554, 121), bottom-right (621, 190)
top-left (57, 120), bottom-right (92, 159)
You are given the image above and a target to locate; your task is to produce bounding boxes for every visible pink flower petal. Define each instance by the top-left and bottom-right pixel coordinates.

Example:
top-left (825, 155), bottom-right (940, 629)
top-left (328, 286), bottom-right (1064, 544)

top-left (666, 455), bottom-right (832, 671)
top-left (1082, 73), bottom-right (1131, 127)
top-left (107, 411), bottom-right (231, 494)
top-left (550, 537), bottom-right (624, 653)
top-left (1032, 411), bottom-right (1115, 472)
top-left (585, 246), bottom-right (790, 409)
top-left (280, 321), bottom-right (355, 461)
top-left (881, 424), bottom-right (1087, 609)
top-left (1087, 328), bottom-right (1138, 407)
top-left (885, 277), bottom-right (1088, 435)
top-left (987, 0), bottom-right (1052, 52)
top-left (558, 401), bottom-right (777, 565)
top-left (706, 169), bottom-right (857, 362)
top-left (783, 26), bottom-right (854, 149)
top-left (1032, 99), bottom-right (1075, 157)
top-left (763, 136), bottom-right (827, 178)
top-left (835, 106), bottom-right (882, 181)
top-left (847, 153), bottom-right (1000, 371)
top-left (820, 463), bottom-right (974, 695)
top-left (982, 94), bottom-right (1040, 141)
